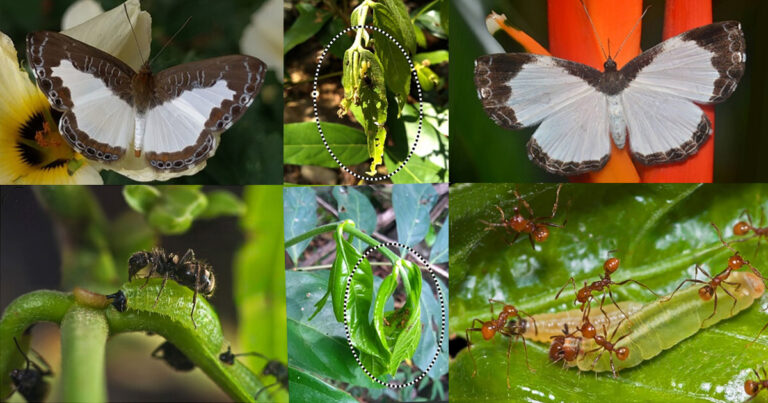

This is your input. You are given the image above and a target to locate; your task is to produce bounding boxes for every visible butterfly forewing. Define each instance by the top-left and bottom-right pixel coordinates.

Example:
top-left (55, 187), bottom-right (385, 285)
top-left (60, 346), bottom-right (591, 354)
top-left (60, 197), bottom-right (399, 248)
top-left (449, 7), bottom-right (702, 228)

top-left (27, 31), bottom-right (136, 162)
top-left (144, 56), bottom-right (266, 171)
top-left (474, 21), bottom-right (746, 176)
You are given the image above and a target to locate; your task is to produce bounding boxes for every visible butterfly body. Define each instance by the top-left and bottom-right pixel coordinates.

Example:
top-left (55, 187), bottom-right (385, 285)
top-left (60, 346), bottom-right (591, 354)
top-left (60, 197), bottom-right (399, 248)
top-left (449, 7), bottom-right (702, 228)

top-left (475, 21), bottom-right (745, 176)
top-left (27, 31), bottom-right (266, 173)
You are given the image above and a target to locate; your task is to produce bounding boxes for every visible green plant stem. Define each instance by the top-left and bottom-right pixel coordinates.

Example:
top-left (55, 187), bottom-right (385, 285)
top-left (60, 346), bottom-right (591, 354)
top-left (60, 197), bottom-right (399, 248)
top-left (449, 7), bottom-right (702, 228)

top-left (0, 290), bottom-right (72, 398)
top-left (285, 222), bottom-right (400, 263)
top-left (60, 305), bottom-right (108, 402)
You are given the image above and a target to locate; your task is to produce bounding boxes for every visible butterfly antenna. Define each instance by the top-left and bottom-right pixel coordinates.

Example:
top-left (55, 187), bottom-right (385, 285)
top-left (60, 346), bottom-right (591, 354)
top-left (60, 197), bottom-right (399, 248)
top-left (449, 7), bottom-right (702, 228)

top-left (149, 16), bottom-right (192, 66)
top-left (123, 3), bottom-right (145, 65)
top-left (613, 5), bottom-right (651, 60)
top-left (579, 0), bottom-right (608, 61)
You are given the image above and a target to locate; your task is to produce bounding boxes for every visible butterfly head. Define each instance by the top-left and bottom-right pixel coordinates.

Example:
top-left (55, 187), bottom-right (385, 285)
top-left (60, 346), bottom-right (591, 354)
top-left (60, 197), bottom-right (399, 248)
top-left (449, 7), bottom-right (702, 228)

top-left (603, 57), bottom-right (617, 72)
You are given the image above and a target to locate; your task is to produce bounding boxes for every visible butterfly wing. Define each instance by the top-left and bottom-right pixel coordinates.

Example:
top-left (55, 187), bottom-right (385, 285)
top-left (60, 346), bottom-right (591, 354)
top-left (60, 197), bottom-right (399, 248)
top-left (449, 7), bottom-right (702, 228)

top-left (475, 54), bottom-right (611, 175)
top-left (143, 55), bottom-right (266, 171)
top-left (27, 31), bottom-right (136, 162)
top-left (619, 21), bottom-right (745, 164)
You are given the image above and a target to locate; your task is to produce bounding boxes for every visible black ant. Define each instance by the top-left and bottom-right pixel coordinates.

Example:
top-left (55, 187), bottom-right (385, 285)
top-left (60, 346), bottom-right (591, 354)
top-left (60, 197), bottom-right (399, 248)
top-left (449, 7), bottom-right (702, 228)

top-left (7, 337), bottom-right (52, 402)
top-left (548, 324), bottom-right (582, 367)
top-left (465, 299), bottom-right (538, 388)
top-left (151, 341), bottom-right (195, 371)
top-left (105, 289), bottom-right (127, 312)
top-left (128, 248), bottom-right (216, 328)
top-left (745, 367), bottom-right (768, 400)
top-left (734, 208), bottom-right (767, 256)
top-left (556, 257), bottom-right (660, 325)
top-left (663, 223), bottom-right (763, 322)
top-left (219, 347), bottom-right (288, 399)
top-left (481, 184), bottom-right (565, 249)
top-left (586, 319), bottom-right (630, 378)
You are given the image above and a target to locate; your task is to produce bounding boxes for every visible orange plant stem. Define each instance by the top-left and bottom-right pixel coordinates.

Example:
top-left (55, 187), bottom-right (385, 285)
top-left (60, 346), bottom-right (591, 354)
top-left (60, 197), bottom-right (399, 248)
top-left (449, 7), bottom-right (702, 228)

top-left (548, 0), bottom-right (641, 183)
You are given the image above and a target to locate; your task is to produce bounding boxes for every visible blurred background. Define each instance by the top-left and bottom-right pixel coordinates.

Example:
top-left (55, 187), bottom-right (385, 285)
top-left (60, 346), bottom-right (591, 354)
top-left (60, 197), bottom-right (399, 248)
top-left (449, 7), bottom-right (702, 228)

top-left (0, 0), bottom-right (283, 184)
top-left (0, 185), bottom-right (286, 402)
top-left (451, 0), bottom-right (768, 182)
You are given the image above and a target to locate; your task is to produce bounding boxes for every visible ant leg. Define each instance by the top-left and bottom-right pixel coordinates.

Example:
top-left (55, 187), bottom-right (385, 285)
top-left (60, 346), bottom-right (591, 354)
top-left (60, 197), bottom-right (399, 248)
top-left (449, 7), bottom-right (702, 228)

top-left (496, 205), bottom-right (507, 223)
top-left (750, 322), bottom-right (768, 346)
top-left (555, 277), bottom-right (577, 300)
top-left (179, 249), bottom-right (195, 264)
top-left (520, 310), bottom-right (538, 336)
top-left (607, 288), bottom-right (632, 325)
top-left (615, 278), bottom-right (661, 298)
top-left (519, 334), bottom-right (534, 373)
top-left (550, 184), bottom-right (562, 219)
top-left (718, 283), bottom-right (740, 316)
top-left (254, 382), bottom-right (280, 400)
top-left (703, 292), bottom-right (719, 323)
top-left (513, 186), bottom-right (535, 218)
top-left (662, 278), bottom-right (707, 302)
top-left (528, 233), bottom-right (536, 250)
top-left (139, 263), bottom-right (157, 291)
top-left (608, 353), bottom-right (618, 378)
top-left (465, 320), bottom-right (485, 377)
top-left (152, 273), bottom-right (169, 308)
top-left (505, 336), bottom-right (513, 388)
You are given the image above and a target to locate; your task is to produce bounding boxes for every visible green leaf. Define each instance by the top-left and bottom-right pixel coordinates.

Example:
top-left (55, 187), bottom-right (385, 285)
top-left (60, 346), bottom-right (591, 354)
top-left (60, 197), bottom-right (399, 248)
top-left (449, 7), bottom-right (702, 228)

top-left (284, 3), bottom-right (332, 54)
top-left (332, 187), bottom-right (377, 251)
top-left (450, 184), bottom-right (768, 402)
top-left (414, 50), bottom-right (449, 64)
top-left (235, 186), bottom-right (287, 402)
top-left (283, 122), bottom-right (369, 168)
top-left (341, 47), bottom-right (388, 174)
top-left (430, 214), bottom-right (449, 264)
top-left (199, 190), bottom-right (245, 219)
top-left (283, 187), bottom-right (317, 263)
top-left (413, 277), bottom-right (448, 378)
top-left (371, 29), bottom-right (411, 115)
top-left (287, 366), bottom-right (357, 402)
top-left (371, 0), bottom-right (417, 53)
top-left (285, 270), bottom-right (382, 389)
top-left (122, 185), bottom-right (162, 214)
top-left (122, 186), bottom-right (208, 235)
top-left (380, 260), bottom-right (423, 376)
top-left (392, 184), bottom-right (438, 248)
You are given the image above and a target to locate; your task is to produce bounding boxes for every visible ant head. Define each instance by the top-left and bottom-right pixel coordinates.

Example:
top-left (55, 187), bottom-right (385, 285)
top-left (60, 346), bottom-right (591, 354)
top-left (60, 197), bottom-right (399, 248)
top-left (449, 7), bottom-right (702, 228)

top-left (699, 285), bottom-right (715, 301)
top-left (733, 221), bottom-right (751, 235)
top-left (745, 380), bottom-right (759, 396)
top-left (502, 305), bottom-right (518, 316)
top-left (728, 253), bottom-right (745, 270)
top-left (576, 288), bottom-right (591, 303)
top-left (219, 346), bottom-right (235, 365)
top-left (604, 257), bottom-right (620, 274)
top-left (481, 321), bottom-right (497, 340)
top-left (580, 321), bottom-right (596, 339)
top-left (615, 346), bottom-right (630, 361)
top-left (532, 226), bottom-right (550, 242)
top-left (128, 251), bottom-right (150, 270)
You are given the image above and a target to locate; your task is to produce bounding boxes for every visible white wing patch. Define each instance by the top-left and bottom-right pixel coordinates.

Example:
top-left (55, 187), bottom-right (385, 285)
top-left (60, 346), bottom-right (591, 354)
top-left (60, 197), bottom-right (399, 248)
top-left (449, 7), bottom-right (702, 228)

top-left (506, 57), bottom-right (598, 126)
top-left (527, 88), bottom-right (611, 175)
top-left (622, 84), bottom-right (710, 164)
top-left (631, 37), bottom-right (719, 103)
top-left (50, 59), bottom-right (134, 151)
top-left (141, 80), bottom-right (235, 154)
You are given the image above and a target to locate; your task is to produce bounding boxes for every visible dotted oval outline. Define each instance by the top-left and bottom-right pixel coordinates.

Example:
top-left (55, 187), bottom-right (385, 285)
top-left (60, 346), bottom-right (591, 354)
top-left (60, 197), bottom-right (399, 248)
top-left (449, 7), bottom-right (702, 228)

top-left (342, 242), bottom-right (446, 388)
top-left (312, 25), bottom-right (423, 181)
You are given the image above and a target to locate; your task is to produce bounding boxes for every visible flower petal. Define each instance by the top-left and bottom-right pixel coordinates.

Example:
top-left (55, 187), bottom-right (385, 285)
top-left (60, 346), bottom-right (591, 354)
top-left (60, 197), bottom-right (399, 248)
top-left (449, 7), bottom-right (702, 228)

top-left (62, 0), bottom-right (105, 31)
top-left (240, 0), bottom-right (283, 77)
top-left (62, 0), bottom-right (151, 71)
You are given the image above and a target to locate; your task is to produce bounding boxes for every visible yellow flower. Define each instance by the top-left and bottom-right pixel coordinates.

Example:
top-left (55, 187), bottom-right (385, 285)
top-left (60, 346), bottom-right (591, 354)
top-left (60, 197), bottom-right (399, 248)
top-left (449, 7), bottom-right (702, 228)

top-left (0, 31), bottom-right (102, 184)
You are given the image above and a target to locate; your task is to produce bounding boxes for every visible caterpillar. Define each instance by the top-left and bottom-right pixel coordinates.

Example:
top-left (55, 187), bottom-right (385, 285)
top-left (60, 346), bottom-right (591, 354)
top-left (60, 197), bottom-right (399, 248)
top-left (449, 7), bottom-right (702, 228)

top-left (569, 271), bottom-right (764, 373)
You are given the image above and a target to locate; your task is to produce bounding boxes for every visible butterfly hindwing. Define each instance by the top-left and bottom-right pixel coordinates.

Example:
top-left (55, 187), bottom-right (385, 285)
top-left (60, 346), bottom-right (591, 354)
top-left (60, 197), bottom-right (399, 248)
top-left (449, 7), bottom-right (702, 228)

top-left (27, 31), bottom-right (136, 162)
top-left (142, 56), bottom-right (266, 171)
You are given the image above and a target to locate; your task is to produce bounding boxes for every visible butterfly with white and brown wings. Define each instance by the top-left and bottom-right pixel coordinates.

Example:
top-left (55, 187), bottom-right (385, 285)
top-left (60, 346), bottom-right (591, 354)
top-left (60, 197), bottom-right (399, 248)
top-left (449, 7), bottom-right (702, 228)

top-left (26, 30), bottom-right (266, 173)
top-left (474, 21), bottom-right (745, 176)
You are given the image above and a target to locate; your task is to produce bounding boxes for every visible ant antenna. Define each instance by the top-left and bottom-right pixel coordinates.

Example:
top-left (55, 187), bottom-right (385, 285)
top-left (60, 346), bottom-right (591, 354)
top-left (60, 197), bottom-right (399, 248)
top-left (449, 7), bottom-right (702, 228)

top-left (612, 5), bottom-right (652, 60)
top-left (149, 16), bottom-right (192, 66)
top-left (579, 0), bottom-right (608, 61)
top-left (123, 3), bottom-right (145, 64)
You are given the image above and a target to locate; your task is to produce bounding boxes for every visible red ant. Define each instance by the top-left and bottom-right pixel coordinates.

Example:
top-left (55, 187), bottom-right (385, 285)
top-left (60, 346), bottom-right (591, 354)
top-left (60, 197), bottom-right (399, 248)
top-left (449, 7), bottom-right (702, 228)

top-left (555, 257), bottom-right (660, 325)
top-left (664, 223), bottom-right (763, 322)
top-left (745, 367), bottom-right (768, 400)
top-left (548, 324), bottom-right (582, 367)
top-left (465, 299), bottom-right (538, 388)
top-left (734, 208), bottom-right (767, 255)
top-left (586, 319), bottom-right (630, 378)
top-left (481, 184), bottom-right (564, 249)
